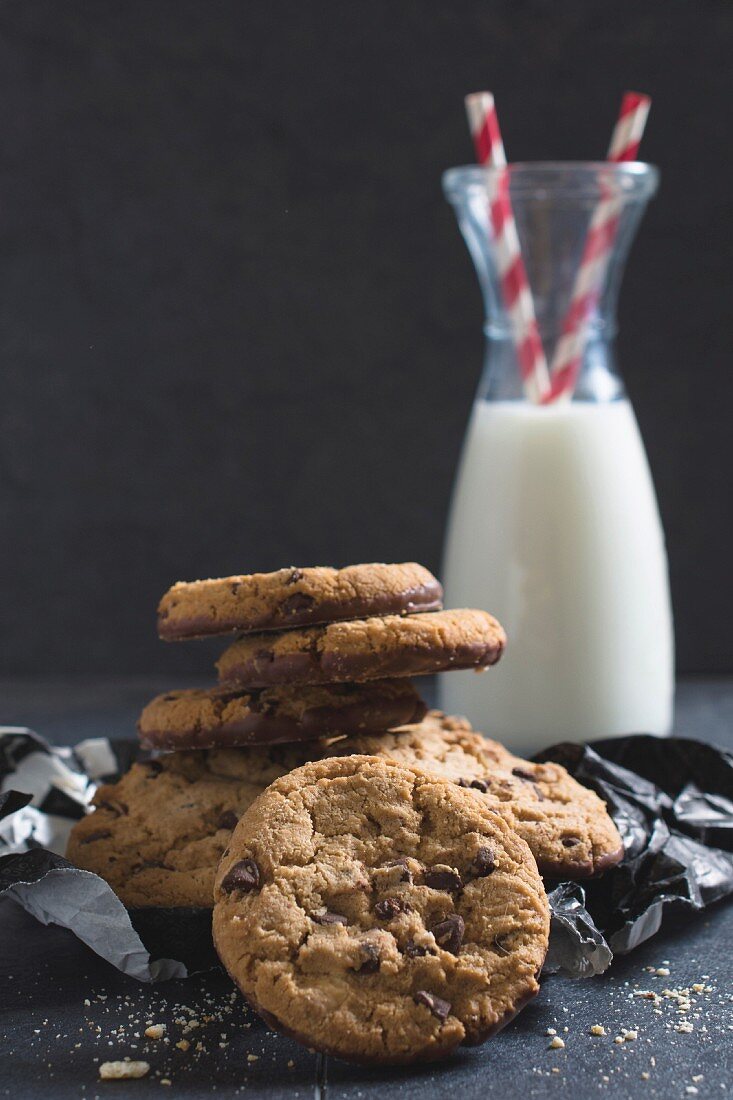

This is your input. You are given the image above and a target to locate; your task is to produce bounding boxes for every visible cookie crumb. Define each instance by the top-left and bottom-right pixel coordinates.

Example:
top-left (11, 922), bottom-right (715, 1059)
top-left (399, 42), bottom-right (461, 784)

top-left (99, 1060), bottom-right (150, 1080)
top-left (144, 1024), bottom-right (166, 1040)
top-left (590, 1025), bottom-right (606, 1036)
top-left (176, 1040), bottom-right (190, 1052)
top-left (247, 1054), bottom-right (259, 1062)
top-left (548, 1036), bottom-right (565, 1050)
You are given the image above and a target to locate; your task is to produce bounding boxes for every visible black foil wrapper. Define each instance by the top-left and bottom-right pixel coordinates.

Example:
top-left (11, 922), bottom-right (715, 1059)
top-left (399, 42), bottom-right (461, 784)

top-left (537, 736), bottom-right (733, 972)
top-left (1, 729), bottom-right (732, 981)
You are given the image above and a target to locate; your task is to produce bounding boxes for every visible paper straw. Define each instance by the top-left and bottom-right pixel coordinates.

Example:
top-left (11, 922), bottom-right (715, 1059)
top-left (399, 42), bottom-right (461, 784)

top-left (465, 92), bottom-right (550, 404)
top-left (545, 92), bottom-right (651, 402)
top-left (607, 91), bottom-right (652, 163)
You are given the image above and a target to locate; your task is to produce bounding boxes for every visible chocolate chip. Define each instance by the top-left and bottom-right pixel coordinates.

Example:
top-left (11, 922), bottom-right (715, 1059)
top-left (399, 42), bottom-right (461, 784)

top-left (99, 799), bottom-right (128, 817)
top-left (286, 569), bottom-right (303, 584)
top-left (355, 943), bottom-right (380, 973)
top-left (562, 836), bottom-right (580, 847)
top-left (470, 846), bottom-right (496, 877)
top-left (257, 695), bottom-right (279, 716)
top-left (217, 810), bottom-right (239, 831)
top-left (374, 896), bottom-right (411, 920)
top-left (404, 940), bottom-right (429, 958)
top-left (372, 859), bottom-right (414, 892)
top-left (312, 910), bottom-right (348, 926)
top-left (230, 582), bottom-right (241, 595)
top-left (510, 765), bottom-right (545, 798)
top-left (470, 778), bottom-right (489, 793)
top-left (280, 592), bottom-right (316, 616)
top-left (79, 829), bottom-right (112, 844)
top-left (431, 914), bottom-right (465, 955)
top-left (456, 778), bottom-right (470, 788)
top-left (423, 866), bottom-right (462, 892)
top-left (492, 934), bottom-right (511, 956)
top-left (221, 857), bottom-right (260, 894)
top-left (145, 760), bottom-right (163, 774)
top-left (388, 857), bottom-right (413, 883)
top-left (414, 990), bottom-right (451, 1022)
top-left (511, 766), bottom-right (536, 781)
top-left (214, 688), bottom-right (250, 705)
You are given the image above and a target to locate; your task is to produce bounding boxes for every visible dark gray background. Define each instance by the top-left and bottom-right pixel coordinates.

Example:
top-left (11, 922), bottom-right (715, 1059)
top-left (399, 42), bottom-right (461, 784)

top-left (0, 0), bottom-right (730, 676)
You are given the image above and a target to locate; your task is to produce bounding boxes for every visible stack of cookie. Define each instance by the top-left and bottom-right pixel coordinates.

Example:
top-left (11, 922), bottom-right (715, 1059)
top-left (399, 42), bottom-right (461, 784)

top-left (67, 562), bottom-right (623, 1066)
top-left (140, 562), bottom-right (505, 751)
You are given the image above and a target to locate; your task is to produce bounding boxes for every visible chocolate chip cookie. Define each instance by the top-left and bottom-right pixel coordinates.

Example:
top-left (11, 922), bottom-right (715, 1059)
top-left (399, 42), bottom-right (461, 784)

top-left (66, 745), bottom-right (325, 908)
top-left (158, 563), bottom-right (443, 641)
top-left (212, 755), bottom-right (549, 1065)
top-left (216, 609), bottom-right (506, 689)
top-left (328, 712), bottom-right (624, 878)
top-left (138, 680), bottom-right (427, 751)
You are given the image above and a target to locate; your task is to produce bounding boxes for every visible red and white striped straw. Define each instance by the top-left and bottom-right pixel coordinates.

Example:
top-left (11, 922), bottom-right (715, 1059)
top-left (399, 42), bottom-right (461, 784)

top-left (545, 92), bottom-right (651, 402)
top-left (465, 92), bottom-right (550, 404)
top-left (607, 91), bottom-right (652, 162)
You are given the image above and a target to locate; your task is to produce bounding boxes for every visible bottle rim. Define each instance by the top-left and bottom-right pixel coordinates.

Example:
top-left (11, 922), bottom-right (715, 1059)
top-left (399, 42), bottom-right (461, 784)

top-left (443, 161), bottom-right (659, 202)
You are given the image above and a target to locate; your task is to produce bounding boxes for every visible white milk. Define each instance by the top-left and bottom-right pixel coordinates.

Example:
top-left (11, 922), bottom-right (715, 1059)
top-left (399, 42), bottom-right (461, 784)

top-left (439, 399), bottom-right (673, 755)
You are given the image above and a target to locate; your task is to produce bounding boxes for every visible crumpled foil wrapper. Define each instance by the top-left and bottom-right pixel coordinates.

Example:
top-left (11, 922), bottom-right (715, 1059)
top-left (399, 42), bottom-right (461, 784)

top-left (540, 736), bottom-right (733, 975)
top-left (1, 727), bottom-right (732, 982)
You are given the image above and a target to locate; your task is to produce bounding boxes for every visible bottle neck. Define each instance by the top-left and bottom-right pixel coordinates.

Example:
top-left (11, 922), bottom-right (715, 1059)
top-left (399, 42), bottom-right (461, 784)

top-left (444, 162), bottom-right (658, 406)
top-left (477, 327), bottom-right (626, 403)
top-left (483, 315), bottom-right (617, 342)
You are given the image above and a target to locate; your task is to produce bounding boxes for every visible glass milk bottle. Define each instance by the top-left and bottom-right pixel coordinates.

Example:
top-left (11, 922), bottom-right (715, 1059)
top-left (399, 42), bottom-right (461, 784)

top-left (440, 163), bottom-right (673, 755)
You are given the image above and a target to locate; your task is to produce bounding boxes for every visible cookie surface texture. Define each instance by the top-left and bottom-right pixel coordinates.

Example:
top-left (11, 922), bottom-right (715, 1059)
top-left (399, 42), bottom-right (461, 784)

top-left (158, 563), bottom-right (443, 640)
top-left (216, 609), bottom-right (506, 689)
top-left (328, 712), bottom-right (624, 878)
top-left (66, 745), bottom-right (324, 907)
top-left (213, 754), bottom-right (549, 1065)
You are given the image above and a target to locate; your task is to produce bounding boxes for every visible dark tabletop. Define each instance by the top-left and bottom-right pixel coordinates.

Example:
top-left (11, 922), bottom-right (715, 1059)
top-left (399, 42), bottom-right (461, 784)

top-left (1, 676), bottom-right (732, 1099)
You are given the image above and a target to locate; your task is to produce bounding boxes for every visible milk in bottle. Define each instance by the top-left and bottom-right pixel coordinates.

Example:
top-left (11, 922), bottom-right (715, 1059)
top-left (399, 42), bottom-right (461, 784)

top-left (439, 399), bottom-right (673, 755)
